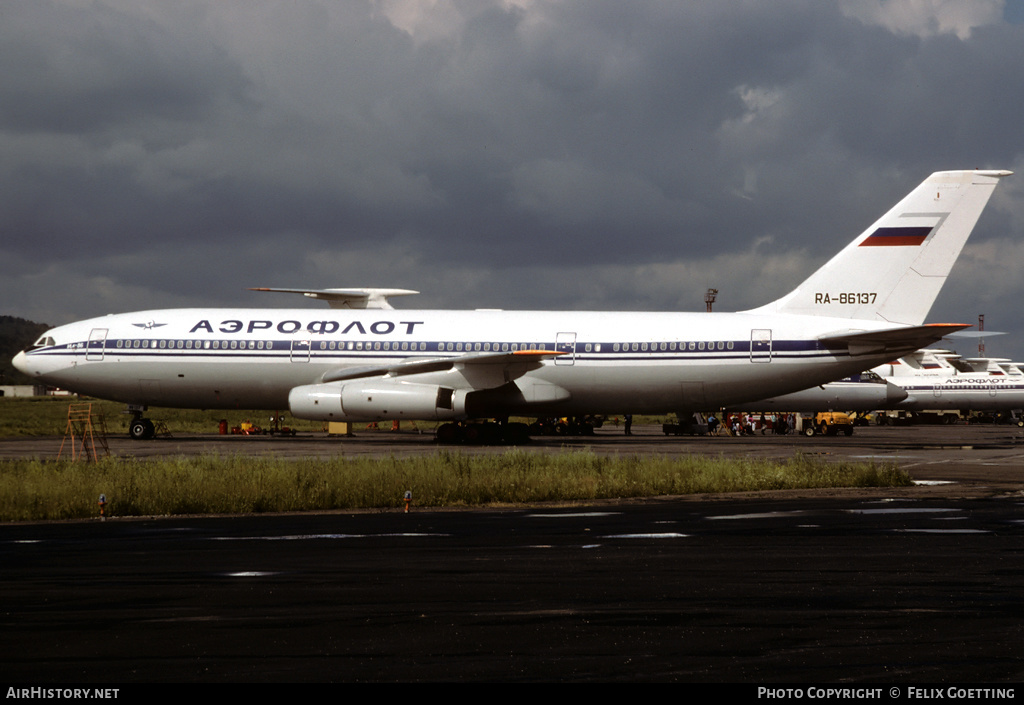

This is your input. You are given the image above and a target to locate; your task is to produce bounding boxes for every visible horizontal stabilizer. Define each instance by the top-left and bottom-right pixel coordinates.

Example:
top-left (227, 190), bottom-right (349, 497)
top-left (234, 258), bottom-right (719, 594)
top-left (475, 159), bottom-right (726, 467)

top-left (946, 330), bottom-right (1005, 338)
top-left (819, 323), bottom-right (971, 357)
top-left (249, 287), bottom-right (419, 309)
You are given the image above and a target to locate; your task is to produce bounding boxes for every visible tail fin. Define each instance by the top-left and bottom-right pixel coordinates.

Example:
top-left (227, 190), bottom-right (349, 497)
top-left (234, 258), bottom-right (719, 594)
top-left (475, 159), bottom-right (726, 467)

top-left (746, 170), bottom-right (1011, 325)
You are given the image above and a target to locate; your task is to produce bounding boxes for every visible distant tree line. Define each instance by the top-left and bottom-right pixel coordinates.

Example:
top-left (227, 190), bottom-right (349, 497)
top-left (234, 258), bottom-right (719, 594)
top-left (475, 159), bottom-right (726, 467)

top-left (0, 315), bottom-right (50, 387)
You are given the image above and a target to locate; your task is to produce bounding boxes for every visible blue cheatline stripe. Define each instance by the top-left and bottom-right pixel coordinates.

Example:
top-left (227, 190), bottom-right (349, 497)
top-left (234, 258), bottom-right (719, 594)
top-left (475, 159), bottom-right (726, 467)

top-left (33, 337), bottom-right (840, 366)
top-left (39, 338), bottom-right (833, 354)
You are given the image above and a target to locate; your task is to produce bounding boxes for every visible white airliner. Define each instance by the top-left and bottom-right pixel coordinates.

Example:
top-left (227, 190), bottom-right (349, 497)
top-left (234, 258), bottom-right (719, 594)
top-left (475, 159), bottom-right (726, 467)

top-left (13, 169), bottom-right (1011, 441)
top-left (729, 371), bottom-right (910, 412)
top-left (872, 349), bottom-right (1024, 415)
top-left (737, 348), bottom-right (1024, 418)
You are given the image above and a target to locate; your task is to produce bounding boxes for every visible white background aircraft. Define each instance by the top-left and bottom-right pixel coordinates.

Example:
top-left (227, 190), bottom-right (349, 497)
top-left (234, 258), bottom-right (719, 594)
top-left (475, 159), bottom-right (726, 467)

top-left (727, 346), bottom-right (1024, 421)
top-left (872, 349), bottom-right (1024, 417)
top-left (14, 170), bottom-right (1010, 441)
top-left (729, 371), bottom-right (909, 413)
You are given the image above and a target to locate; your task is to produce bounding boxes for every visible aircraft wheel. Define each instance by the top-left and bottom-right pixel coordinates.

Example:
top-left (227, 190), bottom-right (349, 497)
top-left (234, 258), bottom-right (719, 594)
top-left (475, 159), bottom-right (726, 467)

top-left (435, 423), bottom-right (461, 444)
top-left (461, 423), bottom-right (484, 444)
top-left (129, 419), bottom-right (154, 440)
top-left (476, 422), bottom-right (502, 445)
top-left (501, 423), bottom-right (530, 445)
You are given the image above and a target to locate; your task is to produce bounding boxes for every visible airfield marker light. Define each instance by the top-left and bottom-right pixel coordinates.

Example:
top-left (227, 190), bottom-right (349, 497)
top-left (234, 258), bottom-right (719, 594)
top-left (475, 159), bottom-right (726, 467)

top-left (404, 490), bottom-right (412, 513)
top-left (98, 494), bottom-right (107, 518)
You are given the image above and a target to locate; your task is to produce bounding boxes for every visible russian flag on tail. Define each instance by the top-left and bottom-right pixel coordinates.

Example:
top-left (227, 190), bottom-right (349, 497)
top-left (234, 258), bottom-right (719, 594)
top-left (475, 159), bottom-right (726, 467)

top-left (859, 226), bottom-right (932, 246)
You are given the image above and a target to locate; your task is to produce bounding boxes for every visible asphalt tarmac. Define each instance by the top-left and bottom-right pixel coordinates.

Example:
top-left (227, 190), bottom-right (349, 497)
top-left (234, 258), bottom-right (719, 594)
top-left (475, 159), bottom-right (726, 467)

top-left (2, 424), bottom-right (1023, 683)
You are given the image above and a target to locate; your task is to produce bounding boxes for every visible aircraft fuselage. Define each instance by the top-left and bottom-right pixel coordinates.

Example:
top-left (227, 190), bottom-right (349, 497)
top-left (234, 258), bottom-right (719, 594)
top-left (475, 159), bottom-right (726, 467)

top-left (15, 307), bottom-right (904, 418)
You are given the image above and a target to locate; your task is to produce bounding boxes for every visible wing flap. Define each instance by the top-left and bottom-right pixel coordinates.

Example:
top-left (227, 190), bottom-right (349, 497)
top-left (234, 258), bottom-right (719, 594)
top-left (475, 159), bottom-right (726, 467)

top-left (320, 349), bottom-right (564, 385)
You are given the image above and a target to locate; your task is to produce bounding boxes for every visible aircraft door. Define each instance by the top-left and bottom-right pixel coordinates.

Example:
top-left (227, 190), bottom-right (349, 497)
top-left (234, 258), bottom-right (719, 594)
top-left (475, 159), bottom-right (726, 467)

top-left (750, 329), bottom-right (772, 363)
top-left (290, 339), bottom-right (311, 362)
top-left (86, 328), bottom-right (108, 361)
top-left (555, 332), bottom-right (576, 366)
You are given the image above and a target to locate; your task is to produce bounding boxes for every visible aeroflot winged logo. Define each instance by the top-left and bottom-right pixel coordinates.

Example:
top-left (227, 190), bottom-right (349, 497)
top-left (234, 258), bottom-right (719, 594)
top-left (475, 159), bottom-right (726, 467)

top-left (132, 321), bottom-right (167, 330)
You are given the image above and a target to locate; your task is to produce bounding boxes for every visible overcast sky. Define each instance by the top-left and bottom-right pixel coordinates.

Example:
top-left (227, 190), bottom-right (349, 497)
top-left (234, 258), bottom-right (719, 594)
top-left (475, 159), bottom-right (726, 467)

top-left (3, 0), bottom-right (1024, 360)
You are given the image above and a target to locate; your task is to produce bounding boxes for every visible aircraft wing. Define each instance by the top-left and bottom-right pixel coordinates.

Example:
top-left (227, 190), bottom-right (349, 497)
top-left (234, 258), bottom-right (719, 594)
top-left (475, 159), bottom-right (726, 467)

top-left (290, 349), bottom-right (570, 421)
top-left (319, 349), bottom-right (564, 385)
top-left (249, 287), bottom-right (419, 309)
top-left (819, 323), bottom-right (971, 357)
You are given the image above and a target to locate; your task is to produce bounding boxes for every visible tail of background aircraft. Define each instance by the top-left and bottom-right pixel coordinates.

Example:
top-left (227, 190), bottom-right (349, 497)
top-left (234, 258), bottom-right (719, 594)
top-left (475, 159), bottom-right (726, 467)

top-left (747, 169), bottom-right (1011, 325)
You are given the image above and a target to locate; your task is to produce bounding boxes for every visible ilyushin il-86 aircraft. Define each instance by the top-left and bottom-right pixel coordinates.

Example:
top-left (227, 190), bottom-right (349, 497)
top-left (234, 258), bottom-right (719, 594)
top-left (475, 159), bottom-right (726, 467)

top-left (13, 170), bottom-right (1011, 441)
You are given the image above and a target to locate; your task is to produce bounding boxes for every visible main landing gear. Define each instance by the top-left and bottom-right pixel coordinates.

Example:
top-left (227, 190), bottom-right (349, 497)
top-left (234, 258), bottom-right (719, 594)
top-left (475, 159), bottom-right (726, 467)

top-left (433, 416), bottom-right (603, 444)
top-left (435, 420), bottom-right (531, 445)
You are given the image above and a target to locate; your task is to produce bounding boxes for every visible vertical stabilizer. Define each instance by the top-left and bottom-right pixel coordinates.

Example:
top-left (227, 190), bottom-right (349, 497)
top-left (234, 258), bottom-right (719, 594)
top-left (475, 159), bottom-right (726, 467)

top-left (746, 170), bottom-right (1011, 325)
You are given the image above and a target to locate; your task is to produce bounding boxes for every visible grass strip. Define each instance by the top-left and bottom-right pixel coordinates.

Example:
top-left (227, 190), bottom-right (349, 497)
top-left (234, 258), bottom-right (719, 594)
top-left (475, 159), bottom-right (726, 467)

top-left (0, 396), bottom-right (327, 437)
top-left (0, 450), bottom-right (911, 521)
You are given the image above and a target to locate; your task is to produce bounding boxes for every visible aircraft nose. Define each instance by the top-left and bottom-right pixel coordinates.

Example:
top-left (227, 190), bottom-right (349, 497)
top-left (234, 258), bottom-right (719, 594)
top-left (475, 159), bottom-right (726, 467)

top-left (12, 350), bottom-right (30, 375)
top-left (884, 381), bottom-right (908, 404)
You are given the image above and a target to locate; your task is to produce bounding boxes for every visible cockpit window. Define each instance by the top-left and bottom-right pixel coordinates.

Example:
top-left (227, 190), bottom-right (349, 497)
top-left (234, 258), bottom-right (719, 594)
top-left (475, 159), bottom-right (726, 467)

top-left (29, 336), bottom-right (56, 350)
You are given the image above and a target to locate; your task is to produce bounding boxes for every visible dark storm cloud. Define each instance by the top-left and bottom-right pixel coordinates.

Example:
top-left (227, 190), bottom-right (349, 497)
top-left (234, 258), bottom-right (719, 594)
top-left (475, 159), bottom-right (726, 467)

top-left (0, 3), bottom-right (251, 134)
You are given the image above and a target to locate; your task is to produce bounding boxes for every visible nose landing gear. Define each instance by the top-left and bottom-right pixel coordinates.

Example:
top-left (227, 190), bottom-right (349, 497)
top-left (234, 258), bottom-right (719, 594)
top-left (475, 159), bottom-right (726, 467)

top-left (127, 407), bottom-right (156, 440)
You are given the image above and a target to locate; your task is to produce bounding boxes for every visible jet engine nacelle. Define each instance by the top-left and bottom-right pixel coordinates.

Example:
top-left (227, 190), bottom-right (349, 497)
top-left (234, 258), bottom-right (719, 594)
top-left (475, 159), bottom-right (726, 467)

top-left (288, 380), bottom-right (469, 421)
